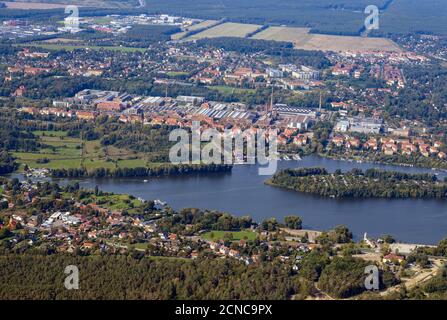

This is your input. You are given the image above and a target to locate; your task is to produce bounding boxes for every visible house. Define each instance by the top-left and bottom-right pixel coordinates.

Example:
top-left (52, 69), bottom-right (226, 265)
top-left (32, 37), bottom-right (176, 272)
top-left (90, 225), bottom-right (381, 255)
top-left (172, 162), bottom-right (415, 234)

top-left (392, 128), bottom-right (411, 137)
top-left (287, 115), bottom-right (311, 131)
top-left (76, 111), bottom-right (96, 121)
top-left (210, 242), bottom-right (220, 251)
top-left (283, 128), bottom-right (297, 138)
top-left (332, 63), bottom-right (356, 76)
top-left (96, 101), bottom-right (125, 112)
top-left (383, 253), bottom-right (405, 264)
top-left (364, 138), bottom-right (378, 150)
top-left (82, 242), bottom-right (96, 249)
top-left (401, 142), bottom-right (417, 155)
top-left (429, 147), bottom-right (439, 155)
top-left (331, 102), bottom-right (350, 109)
top-left (294, 134), bottom-right (308, 147)
top-left (277, 134), bottom-right (288, 145)
top-left (346, 138), bottom-right (360, 149)
top-left (434, 141), bottom-right (443, 148)
top-left (438, 152), bottom-right (446, 159)
top-left (332, 136), bottom-right (345, 147)
top-left (228, 249), bottom-right (240, 258)
top-left (13, 85), bottom-right (26, 97)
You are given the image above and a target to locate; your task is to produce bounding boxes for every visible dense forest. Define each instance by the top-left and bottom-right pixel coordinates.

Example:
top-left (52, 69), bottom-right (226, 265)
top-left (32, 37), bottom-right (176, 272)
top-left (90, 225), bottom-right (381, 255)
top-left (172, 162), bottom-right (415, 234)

top-left (196, 37), bottom-right (331, 69)
top-left (0, 253), bottom-right (307, 300)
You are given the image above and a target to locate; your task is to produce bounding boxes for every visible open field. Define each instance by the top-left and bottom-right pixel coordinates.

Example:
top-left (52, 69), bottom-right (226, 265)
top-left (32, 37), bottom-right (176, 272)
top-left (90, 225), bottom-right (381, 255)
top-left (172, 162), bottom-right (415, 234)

top-left (2, 1), bottom-right (68, 9)
top-left (292, 34), bottom-right (401, 53)
top-left (171, 20), bottom-right (219, 40)
top-left (206, 85), bottom-right (256, 95)
top-left (252, 26), bottom-right (311, 42)
top-left (202, 230), bottom-right (257, 242)
top-left (14, 43), bottom-right (147, 52)
top-left (185, 22), bottom-right (262, 40)
top-left (2, 0), bottom-right (135, 9)
top-left (43, 38), bottom-right (83, 43)
top-left (251, 26), bottom-right (401, 52)
top-left (13, 130), bottom-right (161, 171)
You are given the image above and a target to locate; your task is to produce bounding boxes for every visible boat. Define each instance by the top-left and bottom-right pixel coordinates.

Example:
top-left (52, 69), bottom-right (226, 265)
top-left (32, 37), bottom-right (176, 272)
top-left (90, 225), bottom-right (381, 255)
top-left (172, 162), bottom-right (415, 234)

top-left (143, 179), bottom-right (149, 183)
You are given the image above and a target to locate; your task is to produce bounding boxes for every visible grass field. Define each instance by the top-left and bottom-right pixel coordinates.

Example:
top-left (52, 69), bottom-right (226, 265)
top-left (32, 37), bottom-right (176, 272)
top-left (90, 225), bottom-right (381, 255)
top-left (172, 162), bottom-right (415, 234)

top-left (171, 20), bottom-right (219, 40)
top-left (252, 26), bottom-right (311, 41)
top-left (2, 1), bottom-right (68, 9)
top-left (184, 23), bottom-right (400, 52)
top-left (14, 43), bottom-right (147, 53)
top-left (292, 34), bottom-right (401, 52)
top-left (43, 38), bottom-right (83, 44)
top-left (165, 71), bottom-right (190, 77)
top-left (13, 130), bottom-right (161, 171)
top-left (206, 85), bottom-right (256, 95)
top-left (202, 230), bottom-right (257, 242)
top-left (185, 22), bottom-right (262, 40)
top-left (79, 193), bottom-right (143, 211)
top-left (3, 0), bottom-right (133, 9)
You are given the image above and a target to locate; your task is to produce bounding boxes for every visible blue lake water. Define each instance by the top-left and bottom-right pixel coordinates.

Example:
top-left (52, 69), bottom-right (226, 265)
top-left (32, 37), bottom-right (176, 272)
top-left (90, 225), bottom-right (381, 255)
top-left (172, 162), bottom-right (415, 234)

top-left (57, 155), bottom-right (447, 245)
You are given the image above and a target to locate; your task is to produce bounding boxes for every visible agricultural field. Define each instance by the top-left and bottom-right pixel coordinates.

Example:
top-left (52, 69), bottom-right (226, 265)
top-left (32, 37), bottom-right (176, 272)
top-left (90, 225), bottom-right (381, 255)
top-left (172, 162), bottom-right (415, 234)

top-left (185, 22), bottom-right (262, 40)
top-left (2, 1), bottom-right (68, 9)
top-left (1, 0), bottom-right (136, 9)
top-left (251, 26), bottom-right (401, 52)
top-left (251, 26), bottom-right (310, 42)
top-left (12, 130), bottom-right (159, 171)
top-left (292, 34), bottom-right (401, 53)
top-left (171, 20), bottom-right (219, 40)
top-left (202, 230), bottom-right (258, 242)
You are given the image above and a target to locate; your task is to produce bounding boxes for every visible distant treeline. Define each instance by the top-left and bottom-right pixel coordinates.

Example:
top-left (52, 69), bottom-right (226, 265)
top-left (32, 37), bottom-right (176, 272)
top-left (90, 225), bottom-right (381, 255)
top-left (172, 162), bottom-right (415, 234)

top-left (267, 168), bottom-right (447, 199)
top-left (196, 37), bottom-right (331, 68)
top-left (51, 164), bottom-right (233, 178)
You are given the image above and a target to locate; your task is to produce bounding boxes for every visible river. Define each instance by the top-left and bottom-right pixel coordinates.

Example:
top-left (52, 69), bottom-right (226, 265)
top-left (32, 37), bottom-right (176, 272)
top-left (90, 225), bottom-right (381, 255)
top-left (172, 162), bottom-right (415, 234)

top-left (41, 155), bottom-right (445, 245)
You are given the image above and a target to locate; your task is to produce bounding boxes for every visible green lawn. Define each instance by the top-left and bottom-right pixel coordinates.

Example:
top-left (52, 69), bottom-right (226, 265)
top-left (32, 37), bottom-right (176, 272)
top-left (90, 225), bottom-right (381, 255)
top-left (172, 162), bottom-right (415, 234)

top-left (202, 230), bottom-right (257, 241)
top-left (166, 71), bottom-right (189, 77)
top-left (14, 130), bottom-right (163, 171)
top-left (79, 193), bottom-right (143, 211)
top-left (206, 85), bottom-right (256, 94)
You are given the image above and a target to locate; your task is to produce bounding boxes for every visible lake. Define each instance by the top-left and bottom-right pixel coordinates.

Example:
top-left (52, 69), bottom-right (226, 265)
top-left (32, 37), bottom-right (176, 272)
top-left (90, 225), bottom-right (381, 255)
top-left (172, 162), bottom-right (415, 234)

top-left (55, 155), bottom-right (447, 245)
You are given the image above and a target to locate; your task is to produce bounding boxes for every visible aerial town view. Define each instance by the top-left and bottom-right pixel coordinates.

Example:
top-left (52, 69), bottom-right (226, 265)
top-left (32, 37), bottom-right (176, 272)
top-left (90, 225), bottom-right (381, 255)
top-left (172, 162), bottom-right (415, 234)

top-left (1, 0), bottom-right (447, 311)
